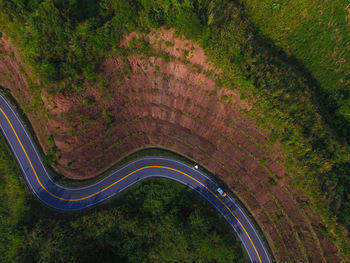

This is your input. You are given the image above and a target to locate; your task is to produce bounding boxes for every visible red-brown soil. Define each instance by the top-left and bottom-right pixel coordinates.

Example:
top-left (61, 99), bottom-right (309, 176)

top-left (0, 37), bottom-right (51, 150)
top-left (0, 29), bottom-right (343, 263)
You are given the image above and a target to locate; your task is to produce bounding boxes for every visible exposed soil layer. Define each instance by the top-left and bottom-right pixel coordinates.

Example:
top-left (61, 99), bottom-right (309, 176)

top-left (0, 37), bottom-right (51, 151)
top-left (0, 29), bottom-right (342, 263)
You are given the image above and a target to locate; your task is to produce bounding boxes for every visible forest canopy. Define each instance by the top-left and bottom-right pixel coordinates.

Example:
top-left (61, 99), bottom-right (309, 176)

top-left (0, 133), bottom-right (248, 263)
top-left (0, 0), bottom-right (349, 255)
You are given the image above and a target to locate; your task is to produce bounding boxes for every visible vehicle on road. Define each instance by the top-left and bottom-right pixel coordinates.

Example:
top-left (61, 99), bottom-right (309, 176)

top-left (0, 92), bottom-right (271, 263)
top-left (217, 187), bottom-right (227, 197)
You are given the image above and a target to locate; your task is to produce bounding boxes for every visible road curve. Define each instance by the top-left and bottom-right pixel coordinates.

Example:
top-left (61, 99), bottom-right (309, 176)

top-left (0, 93), bottom-right (272, 263)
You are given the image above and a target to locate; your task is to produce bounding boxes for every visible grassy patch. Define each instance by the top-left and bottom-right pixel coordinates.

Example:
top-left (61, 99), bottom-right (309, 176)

top-left (238, 0), bottom-right (350, 140)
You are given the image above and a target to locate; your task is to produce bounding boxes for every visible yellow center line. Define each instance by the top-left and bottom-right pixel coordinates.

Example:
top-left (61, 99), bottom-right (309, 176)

top-left (165, 167), bottom-right (262, 263)
top-left (0, 107), bottom-right (262, 263)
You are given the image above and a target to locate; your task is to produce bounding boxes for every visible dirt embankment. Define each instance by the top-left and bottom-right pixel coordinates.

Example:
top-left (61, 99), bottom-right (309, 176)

top-left (0, 37), bottom-right (51, 151)
top-left (0, 29), bottom-right (342, 263)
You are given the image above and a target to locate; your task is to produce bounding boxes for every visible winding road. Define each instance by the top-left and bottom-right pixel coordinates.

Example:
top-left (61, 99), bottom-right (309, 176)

top-left (0, 93), bottom-right (272, 263)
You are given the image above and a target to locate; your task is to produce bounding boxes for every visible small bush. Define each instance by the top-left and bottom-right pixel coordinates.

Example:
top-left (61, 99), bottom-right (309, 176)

top-left (82, 96), bottom-right (95, 106)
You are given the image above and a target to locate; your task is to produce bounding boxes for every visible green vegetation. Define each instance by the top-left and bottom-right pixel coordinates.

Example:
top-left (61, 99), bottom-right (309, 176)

top-left (0, 134), bottom-right (248, 263)
top-left (102, 109), bottom-right (113, 127)
top-left (238, 0), bottom-right (350, 139)
top-left (0, 0), bottom-right (349, 257)
top-left (82, 96), bottom-right (95, 106)
top-left (42, 135), bottom-right (60, 166)
top-left (0, 0), bottom-right (229, 90)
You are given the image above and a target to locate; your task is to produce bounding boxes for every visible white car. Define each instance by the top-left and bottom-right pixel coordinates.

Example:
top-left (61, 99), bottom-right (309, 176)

top-left (217, 188), bottom-right (227, 197)
top-left (194, 164), bottom-right (199, 169)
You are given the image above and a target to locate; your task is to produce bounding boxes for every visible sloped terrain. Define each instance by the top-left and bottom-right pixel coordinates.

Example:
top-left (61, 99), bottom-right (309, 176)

top-left (0, 29), bottom-right (343, 262)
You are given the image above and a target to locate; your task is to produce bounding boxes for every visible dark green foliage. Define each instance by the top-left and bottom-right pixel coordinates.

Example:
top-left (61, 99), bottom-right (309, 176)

top-left (43, 135), bottom-right (60, 166)
top-left (82, 96), bottom-right (95, 106)
top-left (0, 0), bottom-right (229, 87)
top-left (0, 0), bottom-right (134, 87)
top-left (0, 0), bottom-right (349, 248)
top-left (0, 134), bottom-right (248, 263)
top-left (102, 109), bottom-right (113, 126)
top-left (0, 135), bottom-right (31, 262)
top-left (321, 162), bottom-right (350, 228)
top-left (238, 0), bottom-right (350, 139)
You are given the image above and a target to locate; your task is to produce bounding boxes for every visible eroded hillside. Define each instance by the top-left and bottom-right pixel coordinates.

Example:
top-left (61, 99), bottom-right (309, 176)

top-left (0, 28), bottom-right (343, 262)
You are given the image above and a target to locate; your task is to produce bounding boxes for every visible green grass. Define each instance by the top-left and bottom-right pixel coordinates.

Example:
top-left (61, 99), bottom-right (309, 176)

top-left (239, 0), bottom-right (350, 138)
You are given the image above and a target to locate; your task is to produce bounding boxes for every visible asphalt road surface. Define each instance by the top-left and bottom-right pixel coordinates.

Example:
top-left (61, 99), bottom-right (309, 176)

top-left (0, 93), bottom-right (272, 263)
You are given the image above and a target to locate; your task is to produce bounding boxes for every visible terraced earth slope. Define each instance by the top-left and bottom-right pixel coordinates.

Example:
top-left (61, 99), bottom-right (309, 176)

top-left (0, 27), bottom-right (345, 262)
